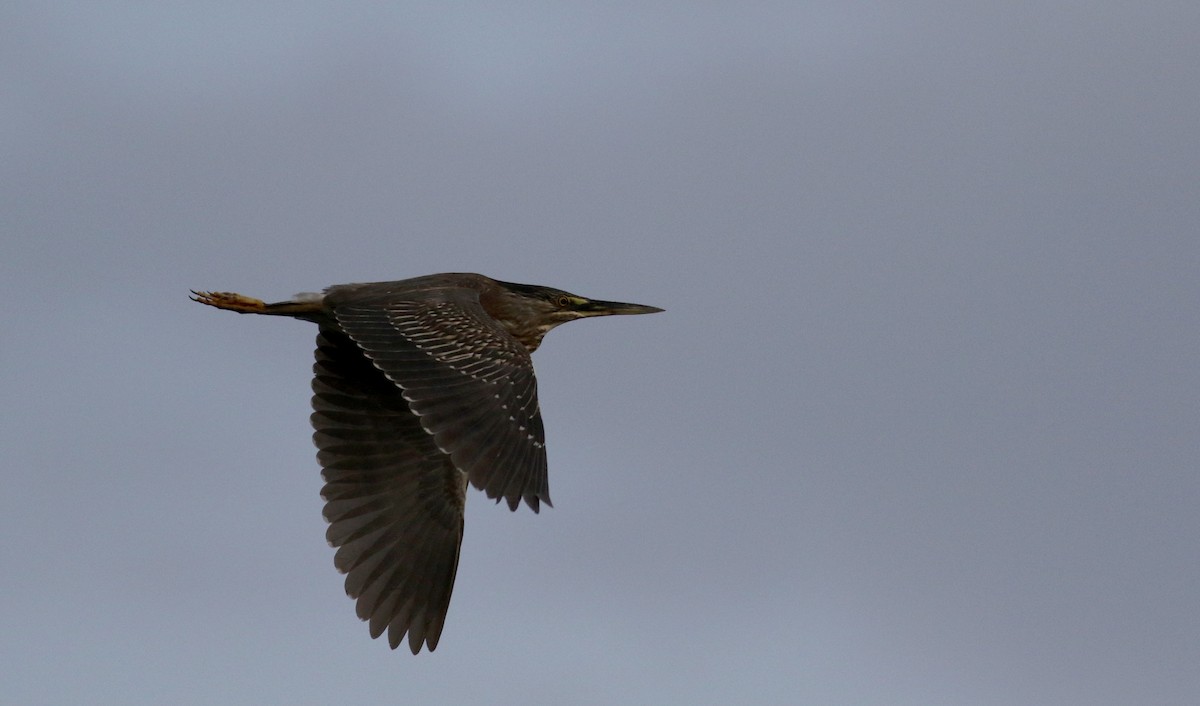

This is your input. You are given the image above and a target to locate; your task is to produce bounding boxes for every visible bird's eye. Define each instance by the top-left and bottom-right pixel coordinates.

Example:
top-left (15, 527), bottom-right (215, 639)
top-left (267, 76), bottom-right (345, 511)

top-left (556, 295), bottom-right (571, 307)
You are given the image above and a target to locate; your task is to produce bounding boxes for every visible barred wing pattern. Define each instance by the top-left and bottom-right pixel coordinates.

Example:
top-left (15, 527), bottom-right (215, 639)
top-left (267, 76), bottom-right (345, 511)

top-left (194, 273), bottom-right (659, 654)
top-left (312, 329), bottom-right (466, 654)
top-left (332, 291), bottom-right (551, 512)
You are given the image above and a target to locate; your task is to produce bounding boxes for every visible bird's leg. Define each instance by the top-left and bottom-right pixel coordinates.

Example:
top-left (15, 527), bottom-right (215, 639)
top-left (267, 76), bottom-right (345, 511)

top-left (190, 290), bottom-right (270, 313)
top-left (192, 290), bottom-right (327, 321)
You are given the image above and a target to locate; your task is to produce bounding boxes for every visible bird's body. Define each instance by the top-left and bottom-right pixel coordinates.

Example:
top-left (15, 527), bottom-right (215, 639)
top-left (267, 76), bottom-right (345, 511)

top-left (191, 273), bottom-right (660, 653)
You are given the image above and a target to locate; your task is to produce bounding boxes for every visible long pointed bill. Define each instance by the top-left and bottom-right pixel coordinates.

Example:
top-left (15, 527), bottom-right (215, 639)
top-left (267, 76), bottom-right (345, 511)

top-left (575, 298), bottom-right (664, 317)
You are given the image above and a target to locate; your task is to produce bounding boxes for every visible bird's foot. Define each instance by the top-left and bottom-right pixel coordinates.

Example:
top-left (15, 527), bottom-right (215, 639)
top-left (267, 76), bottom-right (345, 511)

top-left (190, 290), bottom-right (267, 313)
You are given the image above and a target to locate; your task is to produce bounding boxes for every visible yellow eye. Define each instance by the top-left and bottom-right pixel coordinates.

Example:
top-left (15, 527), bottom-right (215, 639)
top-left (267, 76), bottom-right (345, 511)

top-left (556, 295), bottom-right (571, 307)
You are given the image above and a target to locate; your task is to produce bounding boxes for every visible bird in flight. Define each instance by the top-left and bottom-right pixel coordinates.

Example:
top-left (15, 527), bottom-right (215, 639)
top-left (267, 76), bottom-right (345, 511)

top-left (191, 273), bottom-right (661, 653)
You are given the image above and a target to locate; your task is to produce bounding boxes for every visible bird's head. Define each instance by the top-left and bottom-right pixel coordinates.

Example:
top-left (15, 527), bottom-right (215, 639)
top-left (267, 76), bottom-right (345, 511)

top-left (489, 280), bottom-right (663, 351)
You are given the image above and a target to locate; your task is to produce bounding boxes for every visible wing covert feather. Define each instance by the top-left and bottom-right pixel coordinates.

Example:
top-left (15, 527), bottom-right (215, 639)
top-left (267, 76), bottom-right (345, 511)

top-left (331, 289), bottom-right (551, 511)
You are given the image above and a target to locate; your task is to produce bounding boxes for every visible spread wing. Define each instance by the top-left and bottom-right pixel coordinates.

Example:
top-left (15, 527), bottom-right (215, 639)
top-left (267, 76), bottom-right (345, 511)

top-left (312, 329), bottom-right (466, 653)
top-left (330, 288), bottom-right (551, 512)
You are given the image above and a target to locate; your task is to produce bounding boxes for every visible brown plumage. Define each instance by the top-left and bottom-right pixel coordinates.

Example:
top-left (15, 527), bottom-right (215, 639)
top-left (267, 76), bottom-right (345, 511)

top-left (191, 273), bottom-right (661, 653)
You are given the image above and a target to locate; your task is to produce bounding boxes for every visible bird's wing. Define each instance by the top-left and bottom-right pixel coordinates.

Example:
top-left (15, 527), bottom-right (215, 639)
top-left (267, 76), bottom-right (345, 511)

top-left (330, 289), bottom-right (551, 512)
top-left (312, 329), bottom-right (466, 654)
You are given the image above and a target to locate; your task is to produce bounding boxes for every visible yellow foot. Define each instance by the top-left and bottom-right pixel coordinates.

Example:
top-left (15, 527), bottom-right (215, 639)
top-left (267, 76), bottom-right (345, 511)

top-left (190, 290), bottom-right (267, 313)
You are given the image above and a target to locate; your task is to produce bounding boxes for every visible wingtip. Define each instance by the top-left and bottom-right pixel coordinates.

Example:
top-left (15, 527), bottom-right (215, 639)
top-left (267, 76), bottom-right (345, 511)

top-left (524, 493), bottom-right (551, 513)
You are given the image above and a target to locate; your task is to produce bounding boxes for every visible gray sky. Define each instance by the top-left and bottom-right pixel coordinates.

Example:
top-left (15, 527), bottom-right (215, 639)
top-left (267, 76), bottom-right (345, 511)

top-left (3, 2), bottom-right (1198, 704)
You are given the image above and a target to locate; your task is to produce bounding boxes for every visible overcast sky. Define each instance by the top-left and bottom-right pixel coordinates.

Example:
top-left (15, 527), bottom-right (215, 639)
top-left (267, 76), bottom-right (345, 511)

top-left (3, 2), bottom-right (1198, 704)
